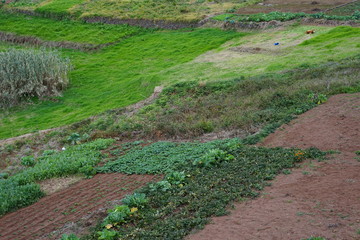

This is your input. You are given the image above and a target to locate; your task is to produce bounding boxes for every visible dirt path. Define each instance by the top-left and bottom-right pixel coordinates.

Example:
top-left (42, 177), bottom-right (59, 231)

top-left (189, 93), bottom-right (360, 240)
top-left (0, 173), bottom-right (160, 240)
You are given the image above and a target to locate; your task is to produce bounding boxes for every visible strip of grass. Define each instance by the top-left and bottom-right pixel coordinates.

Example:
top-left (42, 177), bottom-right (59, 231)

top-left (327, 1), bottom-right (360, 16)
top-left (0, 26), bottom-right (241, 139)
top-left (35, 0), bottom-right (86, 18)
top-left (73, 54), bottom-right (360, 141)
top-left (0, 138), bottom-right (114, 216)
top-left (213, 11), bottom-right (360, 22)
top-left (82, 140), bottom-right (325, 239)
top-left (4, 0), bottom-right (247, 22)
top-left (157, 25), bottom-right (360, 84)
top-left (0, 11), bottom-right (146, 44)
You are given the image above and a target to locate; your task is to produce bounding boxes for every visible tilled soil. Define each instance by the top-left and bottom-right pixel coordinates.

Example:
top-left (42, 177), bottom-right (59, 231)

top-left (0, 173), bottom-right (160, 240)
top-left (189, 93), bottom-right (360, 240)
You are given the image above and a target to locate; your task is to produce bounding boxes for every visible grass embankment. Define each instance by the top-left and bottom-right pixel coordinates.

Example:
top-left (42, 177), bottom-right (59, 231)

top-left (213, 10), bottom-right (360, 22)
top-left (0, 11), bottom-right (145, 44)
top-left (159, 26), bottom-right (360, 83)
top-left (71, 54), bottom-right (360, 141)
top-left (0, 138), bottom-right (114, 216)
top-left (1, 18), bottom-right (359, 139)
top-left (4, 0), bottom-right (247, 22)
top-left (327, 1), bottom-right (360, 16)
top-left (0, 12), bottom-right (240, 139)
top-left (79, 139), bottom-right (325, 239)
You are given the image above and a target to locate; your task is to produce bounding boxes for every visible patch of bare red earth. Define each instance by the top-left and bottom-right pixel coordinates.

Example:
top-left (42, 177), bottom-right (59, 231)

top-left (0, 173), bottom-right (160, 240)
top-left (189, 93), bottom-right (360, 240)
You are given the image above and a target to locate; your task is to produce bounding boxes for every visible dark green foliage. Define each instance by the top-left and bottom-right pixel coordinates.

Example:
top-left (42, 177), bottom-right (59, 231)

top-left (85, 143), bottom-right (325, 239)
top-left (61, 234), bottom-right (80, 240)
top-left (97, 140), bottom-right (236, 174)
top-left (0, 181), bottom-right (45, 216)
top-left (103, 205), bottom-right (131, 225)
top-left (0, 138), bottom-right (114, 216)
top-left (20, 155), bottom-right (36, 167)
top-left (97, 229), bottom-right (118, 240)
top-left (165, 171), bottom-right (186, 186)
top-left (122, 193), bottom-right (148, 209)
top-left (193, 148), bottom-right (234, 168)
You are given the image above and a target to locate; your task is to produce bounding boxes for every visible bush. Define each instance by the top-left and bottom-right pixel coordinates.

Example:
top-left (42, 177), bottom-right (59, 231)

top-left (21, 156), bottom-right (36, 167)
top-left (0, 48), bottom-right (71, 109)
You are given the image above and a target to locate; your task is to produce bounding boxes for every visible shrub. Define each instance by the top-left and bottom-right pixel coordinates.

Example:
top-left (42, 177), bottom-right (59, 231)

top-left (21, 156), bottom-right (36, 167)
top-left (0, 48), bottom-right (71, 109)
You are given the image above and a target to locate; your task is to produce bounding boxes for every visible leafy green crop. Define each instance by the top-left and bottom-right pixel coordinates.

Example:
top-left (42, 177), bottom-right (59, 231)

top-left (0, 138), bottom-right (114, 216)
top-left (97, 140), bottom-right (236, 174)
top-left (84, 143), bottom-right (326, 239)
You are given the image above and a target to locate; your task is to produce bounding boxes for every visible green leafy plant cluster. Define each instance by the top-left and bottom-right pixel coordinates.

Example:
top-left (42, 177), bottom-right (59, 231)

top-left (214, 11), bottom-right (360, 22)
top-left (193, 148), bottom-right (234, 167)
top-left (149, 171), bottom-right (188, 192)
top-left (0, 138), bottom-right (114, 216)
top-left (97, 140), bottom-right (237, 174)
top-left (84, 144), bottom-right (325, 239)
top-left (0, 48), bottom-right (71, 109)
top-left (61, 233), bottom-right (80, 240)
top-left (95, 193), bottom-right (149, 240)
top-left (20, 155), bottom-right (36, 167)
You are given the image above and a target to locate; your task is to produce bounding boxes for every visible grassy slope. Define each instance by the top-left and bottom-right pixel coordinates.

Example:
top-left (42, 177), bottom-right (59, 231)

top-left (159, 25), bottom-right (360, 84)
top-left (5, 0), bottom-right (243, 22)
top-left (0, 14), bottom-right (240, 139)
top-left (0, 11), bottom-right (145, 44)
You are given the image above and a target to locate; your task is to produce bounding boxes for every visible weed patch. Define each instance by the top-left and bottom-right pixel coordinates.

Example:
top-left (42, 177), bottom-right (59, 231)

top-left (0, 138), bottom-right (114, 216)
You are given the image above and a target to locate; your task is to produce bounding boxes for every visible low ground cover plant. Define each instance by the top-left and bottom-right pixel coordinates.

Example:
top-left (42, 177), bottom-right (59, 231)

top-left (0, 48), bottom-right (71, 109)
top-left (82, 140), bottom-right (325, 239)
top-left (0, 138), bottom-right (114, 216)
top-left (97, 140), bottom-right (238, 174)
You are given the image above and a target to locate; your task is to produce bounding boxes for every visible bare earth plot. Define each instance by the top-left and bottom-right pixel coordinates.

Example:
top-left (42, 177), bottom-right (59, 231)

top-left (0, 173), bottom-right (160, 240)
top-left (189, 93), bottom-right (360, 240)
top-left (236, 0), bottom-right (355, 14)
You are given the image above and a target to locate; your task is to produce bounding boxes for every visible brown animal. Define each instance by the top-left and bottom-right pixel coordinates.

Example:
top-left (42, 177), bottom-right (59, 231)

top-left (306, 30), bottom-right (315, 34)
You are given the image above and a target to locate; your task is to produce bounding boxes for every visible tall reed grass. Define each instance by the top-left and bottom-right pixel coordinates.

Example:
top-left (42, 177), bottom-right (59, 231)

top-left (0, 48), bottom-right (71, 109)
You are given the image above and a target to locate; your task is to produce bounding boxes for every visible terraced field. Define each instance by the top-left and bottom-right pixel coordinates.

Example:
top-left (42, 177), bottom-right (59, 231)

top-left (0, 1), bottom-right (359, 240)
top-left (0, 173), bottom-right (160, 240)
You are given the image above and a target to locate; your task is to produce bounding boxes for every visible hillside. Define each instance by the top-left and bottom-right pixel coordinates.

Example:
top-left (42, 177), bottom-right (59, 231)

top-left (0, 0), bottom-right (359, 239)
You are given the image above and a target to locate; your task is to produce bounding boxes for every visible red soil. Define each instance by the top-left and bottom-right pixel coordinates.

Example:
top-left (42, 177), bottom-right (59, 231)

top-left (0, 173), bottom-right (160, 240)
top-left (189, 93), bottom-right (360, 240)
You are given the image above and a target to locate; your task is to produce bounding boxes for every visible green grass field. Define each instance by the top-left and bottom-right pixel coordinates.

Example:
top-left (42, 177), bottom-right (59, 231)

top-left (0, 13), bottom-right (240, 139)
top-left (0, 11), bottom-right (146, 44)
top-left (4, 0), bottom-right (245, 22)
top-left (1, 11), bottom-right (359, 139)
